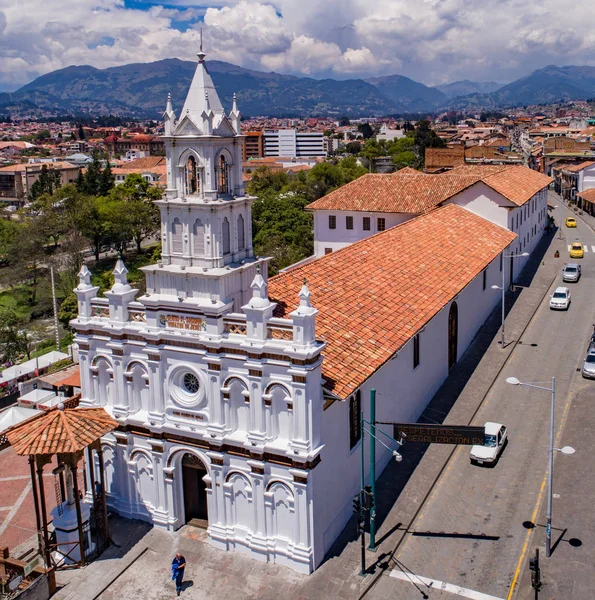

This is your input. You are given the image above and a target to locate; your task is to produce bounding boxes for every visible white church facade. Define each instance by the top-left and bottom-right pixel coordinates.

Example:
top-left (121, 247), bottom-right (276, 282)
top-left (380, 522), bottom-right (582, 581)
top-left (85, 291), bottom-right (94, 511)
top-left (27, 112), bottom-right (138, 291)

top-left (74, 51), bottom-right (523, 575)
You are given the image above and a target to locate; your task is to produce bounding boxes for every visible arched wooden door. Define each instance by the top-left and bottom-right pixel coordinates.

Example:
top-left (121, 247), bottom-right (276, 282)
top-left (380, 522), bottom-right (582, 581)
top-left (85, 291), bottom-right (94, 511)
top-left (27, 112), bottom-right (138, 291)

top-left (448, 302), bottom-right (458, 369)
top-left (182, 453), bottom-right (208, 526)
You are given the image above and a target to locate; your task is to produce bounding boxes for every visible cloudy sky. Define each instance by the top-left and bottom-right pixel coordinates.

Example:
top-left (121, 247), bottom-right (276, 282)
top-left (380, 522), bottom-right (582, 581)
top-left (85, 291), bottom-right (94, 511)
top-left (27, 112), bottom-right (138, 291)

top-left (1, 0), bottom-right (595, 91)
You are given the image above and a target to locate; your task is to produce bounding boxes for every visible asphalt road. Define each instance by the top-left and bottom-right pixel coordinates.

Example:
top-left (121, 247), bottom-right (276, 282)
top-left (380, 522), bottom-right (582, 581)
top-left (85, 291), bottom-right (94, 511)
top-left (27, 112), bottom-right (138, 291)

top-left (387, 203), bottom-right (595, 600)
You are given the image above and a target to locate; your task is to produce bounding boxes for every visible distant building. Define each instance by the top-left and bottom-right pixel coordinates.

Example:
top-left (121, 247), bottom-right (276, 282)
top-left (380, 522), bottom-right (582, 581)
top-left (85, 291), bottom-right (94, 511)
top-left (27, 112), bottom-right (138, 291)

top-left (0, 161), bottom-right (79, 205)
top-left (112, 156), bottom-right (167, 187)
top-left (64, 153), bottom-right (93, 167)
top-left (263, 129), bottom-right (326, 158)
top-left (105, 134), bottom-right (165, 158)
top-left (242, 131), bottom-right (264, 160)
top-left (323, 137), bottom-right (341, 155)
top-left (376, 124), bottom-right (405, 142)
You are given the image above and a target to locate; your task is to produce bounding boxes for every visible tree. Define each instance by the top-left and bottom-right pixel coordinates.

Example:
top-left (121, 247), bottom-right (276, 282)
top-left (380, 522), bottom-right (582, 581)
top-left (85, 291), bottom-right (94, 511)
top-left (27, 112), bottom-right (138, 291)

top-left (28, 165), bottom-right (62, 201)
top-left (358, 122), bottom-right (374, 139)
top-left (345, 141), bottom-right (362, 154)
top-left (101, 173), bottom-right (161, 253)
top-left (412, 120), bottom-right (446, 168)
top-left (246, 167), bottom-right (288, 197)
top-left (0, 308), bottom-right (29, 363)
top-left (75, 169), bottom-right (85, 191)
top-left (98, 162), bottom-right (115, 195)
top-left (58, 292), bottom-right (79, 329)
top-left (78, 124), bottom-right (85, 140)
top-left (0, 218), bottom-right (20, 264)
top-left (81, 154), bottom-right (102, 195)
top-left (252, 192), bottom-right (313, 274)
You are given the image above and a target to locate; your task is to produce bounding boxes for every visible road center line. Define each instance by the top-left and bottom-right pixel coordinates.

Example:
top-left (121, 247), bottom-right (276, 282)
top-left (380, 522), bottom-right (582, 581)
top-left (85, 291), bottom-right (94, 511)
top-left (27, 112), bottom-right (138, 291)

top-left (389, 569), bottom-right (505, 600)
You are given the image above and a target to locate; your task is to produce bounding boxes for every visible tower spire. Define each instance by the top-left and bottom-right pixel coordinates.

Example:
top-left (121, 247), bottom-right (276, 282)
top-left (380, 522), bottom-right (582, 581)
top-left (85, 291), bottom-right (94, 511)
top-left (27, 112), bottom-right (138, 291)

top-left (198, 28), bottom-right (205, 63)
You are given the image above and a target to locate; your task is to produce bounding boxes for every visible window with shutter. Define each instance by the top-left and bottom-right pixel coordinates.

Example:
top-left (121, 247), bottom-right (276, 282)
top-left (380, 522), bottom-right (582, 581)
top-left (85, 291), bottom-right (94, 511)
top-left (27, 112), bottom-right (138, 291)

top-left (349, 390), bottom-right (361, 449)
top-left (171, 218), bottom-right (183, 254)
top-left (237, 214), bottom-right (245, 250)
top-left (222, 217), bottom-right (230, 254)
top-left (193, 219), bottom-right (205, 256)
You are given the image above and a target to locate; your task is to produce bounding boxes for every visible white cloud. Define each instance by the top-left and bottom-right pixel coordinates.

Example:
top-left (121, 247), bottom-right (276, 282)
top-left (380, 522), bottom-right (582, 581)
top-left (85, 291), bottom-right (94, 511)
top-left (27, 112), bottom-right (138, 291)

top-left (1, 0), bottom-right (595, 91)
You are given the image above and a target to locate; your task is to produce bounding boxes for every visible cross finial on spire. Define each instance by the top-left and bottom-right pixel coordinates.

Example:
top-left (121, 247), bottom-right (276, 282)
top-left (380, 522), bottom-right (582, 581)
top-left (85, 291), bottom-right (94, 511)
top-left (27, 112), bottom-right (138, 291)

top-left (198, 28), bottom-right (206, 62)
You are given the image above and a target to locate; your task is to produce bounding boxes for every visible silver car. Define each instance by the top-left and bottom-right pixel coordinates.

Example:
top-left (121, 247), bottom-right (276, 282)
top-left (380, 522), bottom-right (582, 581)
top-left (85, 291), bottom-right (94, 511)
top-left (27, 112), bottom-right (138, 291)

top-left (582, 351), bottom-right (595, 379)
top-left (562, 263), bottom-right (581, 283)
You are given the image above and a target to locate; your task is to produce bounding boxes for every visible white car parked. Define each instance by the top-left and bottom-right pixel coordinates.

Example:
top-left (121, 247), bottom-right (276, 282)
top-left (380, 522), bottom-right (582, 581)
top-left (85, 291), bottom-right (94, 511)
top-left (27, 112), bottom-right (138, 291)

top-left (470, 422), bottom-right (508, 466)
top-left (549, 286), bottom-right (571, 310)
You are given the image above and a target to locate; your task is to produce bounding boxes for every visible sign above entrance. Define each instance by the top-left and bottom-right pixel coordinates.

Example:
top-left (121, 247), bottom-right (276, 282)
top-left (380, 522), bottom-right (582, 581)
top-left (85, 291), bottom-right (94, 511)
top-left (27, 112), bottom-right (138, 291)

top-left (389, 423), bottom-right (485, 445)
top-left (160, 314), bottom-right (206, 332)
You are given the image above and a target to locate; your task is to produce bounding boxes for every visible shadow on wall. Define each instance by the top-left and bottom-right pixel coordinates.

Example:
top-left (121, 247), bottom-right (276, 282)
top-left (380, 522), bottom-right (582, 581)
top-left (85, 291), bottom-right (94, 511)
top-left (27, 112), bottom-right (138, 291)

top-left (321, 230), bottom-right (557, 566)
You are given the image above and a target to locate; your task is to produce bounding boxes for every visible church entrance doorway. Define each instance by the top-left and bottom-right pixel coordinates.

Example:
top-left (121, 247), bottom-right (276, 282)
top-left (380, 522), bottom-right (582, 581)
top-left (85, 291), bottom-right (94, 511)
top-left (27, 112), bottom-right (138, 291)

top-left (181, 453), bottom-right (208, 528)
top-left (448, 302), bottom-right (458, 370)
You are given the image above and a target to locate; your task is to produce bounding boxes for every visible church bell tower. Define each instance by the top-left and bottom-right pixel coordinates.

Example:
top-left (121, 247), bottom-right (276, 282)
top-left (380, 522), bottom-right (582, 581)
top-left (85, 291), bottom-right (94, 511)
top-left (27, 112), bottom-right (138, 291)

top-left (140, 49), bottom-right (268, 314)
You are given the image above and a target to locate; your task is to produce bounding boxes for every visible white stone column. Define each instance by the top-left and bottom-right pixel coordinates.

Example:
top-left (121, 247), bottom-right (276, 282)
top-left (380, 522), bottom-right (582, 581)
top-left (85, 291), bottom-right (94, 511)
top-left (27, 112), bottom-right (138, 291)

top-left (247, 372), bottom-right (266, 445)
top-left (206, 362), bottom-right (225, 437)
top-left (247, 461), bottom-right (268, 556)
top-left (145, 349), bottom-right (165, 424)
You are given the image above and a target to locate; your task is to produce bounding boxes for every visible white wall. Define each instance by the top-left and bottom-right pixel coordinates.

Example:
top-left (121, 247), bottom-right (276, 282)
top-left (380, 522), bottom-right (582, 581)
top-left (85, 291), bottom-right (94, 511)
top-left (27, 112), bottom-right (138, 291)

top-left (312, 246), bottom-right (509, 558)
top-left (446, 182), bottom-right (511, 229)
top-left (578, 165), bottom-right (595, 192)
top-left (447, 184), bottom-right (548, 282)
top-left (313, 210), bottom-right (412, 257)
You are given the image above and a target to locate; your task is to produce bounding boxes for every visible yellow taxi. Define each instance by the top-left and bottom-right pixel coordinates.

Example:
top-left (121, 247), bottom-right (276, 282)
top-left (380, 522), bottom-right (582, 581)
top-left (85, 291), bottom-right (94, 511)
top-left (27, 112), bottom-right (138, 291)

top-left (565, 217), bottom-right (577, 228)
top-left (570, 242), bottom-right (584, 258)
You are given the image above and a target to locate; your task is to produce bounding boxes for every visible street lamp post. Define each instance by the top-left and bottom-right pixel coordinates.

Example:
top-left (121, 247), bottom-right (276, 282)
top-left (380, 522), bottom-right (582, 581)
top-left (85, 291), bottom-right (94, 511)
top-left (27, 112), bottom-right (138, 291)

top-left (356, 389), bottom-right (404, 575)
top-left (506, 376), bottom-right (575, 558)
top-left (491, 252), bottom-right (529, 348)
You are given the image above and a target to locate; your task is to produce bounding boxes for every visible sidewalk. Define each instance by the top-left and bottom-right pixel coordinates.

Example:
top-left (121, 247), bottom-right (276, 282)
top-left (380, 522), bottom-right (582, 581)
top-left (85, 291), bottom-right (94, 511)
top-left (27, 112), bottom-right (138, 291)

top-left (515, 195), bottom-right (595, 600)
top-left (52, 227), bottom-right (568, 600)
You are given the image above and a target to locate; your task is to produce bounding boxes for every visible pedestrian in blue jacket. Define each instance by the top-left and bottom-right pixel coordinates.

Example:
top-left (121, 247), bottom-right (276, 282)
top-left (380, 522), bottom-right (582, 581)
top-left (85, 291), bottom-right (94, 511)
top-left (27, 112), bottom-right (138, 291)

top-left (171, 552), bottom-right (186, 596)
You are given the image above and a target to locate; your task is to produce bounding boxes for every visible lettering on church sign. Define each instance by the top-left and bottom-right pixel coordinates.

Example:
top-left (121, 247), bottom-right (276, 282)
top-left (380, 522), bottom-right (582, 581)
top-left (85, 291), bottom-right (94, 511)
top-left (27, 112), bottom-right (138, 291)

top-left (389, 423), bottom-right (485, 446)
top-left (161, 314), bottom-right (206, 332)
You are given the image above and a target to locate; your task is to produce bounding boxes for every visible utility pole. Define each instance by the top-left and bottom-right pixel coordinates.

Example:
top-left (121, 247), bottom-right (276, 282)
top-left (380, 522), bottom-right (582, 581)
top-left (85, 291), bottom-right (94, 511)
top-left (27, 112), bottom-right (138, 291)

top-left (358, 407), bottom-right (366, 576)
top-left (50, 263), bottom-right (61, 351)
top-left (369, 389), bottom-right (377, 551)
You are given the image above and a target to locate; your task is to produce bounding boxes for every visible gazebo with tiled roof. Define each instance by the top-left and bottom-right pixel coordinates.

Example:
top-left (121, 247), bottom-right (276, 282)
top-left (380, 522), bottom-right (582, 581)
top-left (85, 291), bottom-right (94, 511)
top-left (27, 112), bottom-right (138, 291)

top-left (6, 403), bottom-right (118, 570)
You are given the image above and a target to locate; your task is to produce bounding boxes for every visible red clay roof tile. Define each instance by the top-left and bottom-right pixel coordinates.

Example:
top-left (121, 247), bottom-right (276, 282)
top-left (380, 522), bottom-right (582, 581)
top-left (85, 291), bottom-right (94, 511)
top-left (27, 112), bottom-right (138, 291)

top-left (269, 204), bottom-right (517, 399)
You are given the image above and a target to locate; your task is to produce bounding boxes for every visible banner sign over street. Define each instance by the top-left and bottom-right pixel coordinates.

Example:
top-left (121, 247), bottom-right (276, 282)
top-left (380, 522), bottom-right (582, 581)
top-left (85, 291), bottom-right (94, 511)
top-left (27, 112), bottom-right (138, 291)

top-left (390, 423), bottom-right (485, 445)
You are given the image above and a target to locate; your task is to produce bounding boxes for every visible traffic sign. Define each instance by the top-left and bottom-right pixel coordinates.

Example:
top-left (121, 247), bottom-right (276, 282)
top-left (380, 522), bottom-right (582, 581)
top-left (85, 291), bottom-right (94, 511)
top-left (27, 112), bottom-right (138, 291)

top-left (390, 423), bottom-right (485, 445)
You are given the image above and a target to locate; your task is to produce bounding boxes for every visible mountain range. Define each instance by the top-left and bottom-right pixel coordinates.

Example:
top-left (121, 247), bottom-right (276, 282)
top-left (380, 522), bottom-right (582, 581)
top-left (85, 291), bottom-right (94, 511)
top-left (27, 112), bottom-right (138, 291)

top-left (1, 60), bottom-right (595, 118)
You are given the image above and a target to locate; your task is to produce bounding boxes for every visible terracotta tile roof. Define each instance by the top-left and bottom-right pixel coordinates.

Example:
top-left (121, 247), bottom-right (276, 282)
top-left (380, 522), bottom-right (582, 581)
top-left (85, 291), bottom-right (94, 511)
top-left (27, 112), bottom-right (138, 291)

top-left (38, 364), bottom-right (80, 387)
top-left (305, 172), bottom-right (480, 214)
top-left (269, 204), bottom-right (516, 399)
top-left (481, 166), bottom-right (552, 206)
top-left (113, 156), bottom-right (166, 171)
top-left (6, 405), bottom-right (118, 455)
top-left (0, 162), bottom-right (78, 172)
top-left (577, 188), bottom-right (595, 203)
top-left (563, 161), bottom-right (595, 173)
top-left (453, 165), bottom-right (552, 205)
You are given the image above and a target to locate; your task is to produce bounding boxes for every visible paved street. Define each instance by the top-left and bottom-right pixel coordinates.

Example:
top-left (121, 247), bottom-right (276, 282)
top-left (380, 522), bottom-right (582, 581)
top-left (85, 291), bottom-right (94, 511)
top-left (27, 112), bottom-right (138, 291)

top-left (11, 196), bottom-right (595, 600)
top-left (387, 196), bottom-right (595, 600)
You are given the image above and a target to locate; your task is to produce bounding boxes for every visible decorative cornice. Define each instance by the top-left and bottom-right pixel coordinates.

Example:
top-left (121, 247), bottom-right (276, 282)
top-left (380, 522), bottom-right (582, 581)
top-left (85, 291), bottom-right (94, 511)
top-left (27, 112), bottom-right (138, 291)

top-left (119, 424), bottom-right (321, 470)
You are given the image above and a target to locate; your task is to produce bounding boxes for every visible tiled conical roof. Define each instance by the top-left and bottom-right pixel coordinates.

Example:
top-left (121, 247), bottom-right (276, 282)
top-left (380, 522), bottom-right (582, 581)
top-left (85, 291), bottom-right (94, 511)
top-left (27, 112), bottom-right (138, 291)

top-left (6, 405), bottom-right (118, 456)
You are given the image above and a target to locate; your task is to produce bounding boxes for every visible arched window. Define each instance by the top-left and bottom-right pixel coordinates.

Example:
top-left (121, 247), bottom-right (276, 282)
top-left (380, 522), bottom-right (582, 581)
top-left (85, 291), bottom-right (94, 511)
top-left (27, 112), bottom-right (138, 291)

top-left (222, 217), bottom-right (230, 255)
top-left (193, 219), bottom-right (205, 256)
top-left (171, 218), bottom-right (183, 254)
top-left (237, 214), bottom-right (245, 251)
top-left (218, 154), bottom-right (229, 195)
top-left (185, 155), bottom-right (199, 196)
